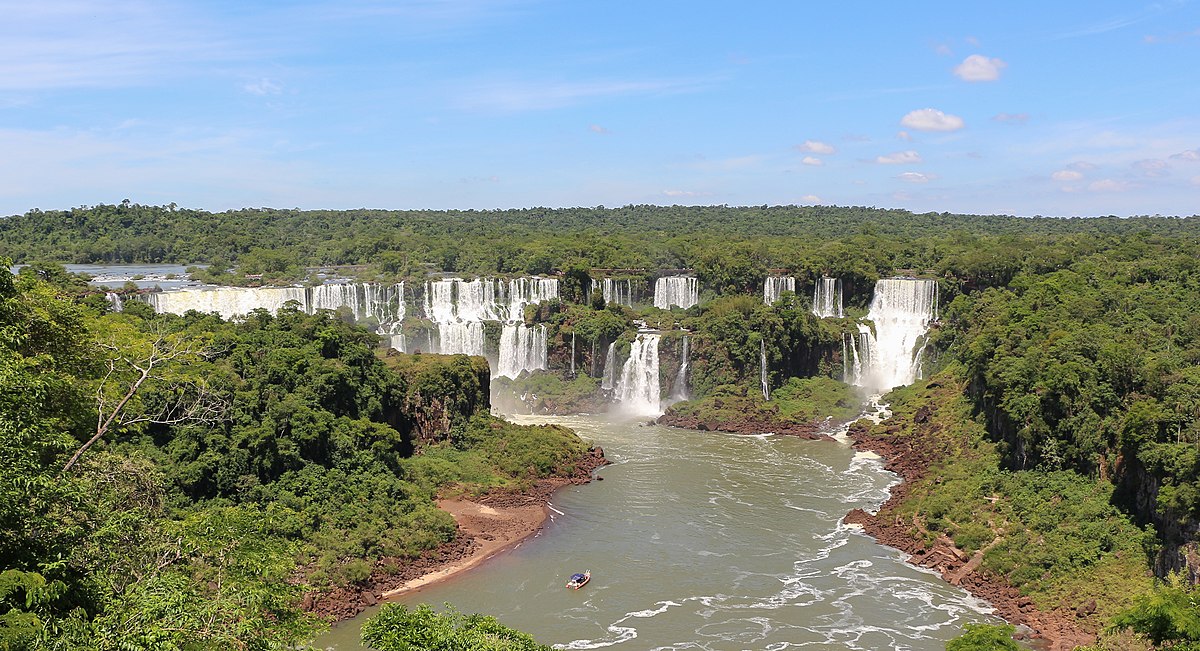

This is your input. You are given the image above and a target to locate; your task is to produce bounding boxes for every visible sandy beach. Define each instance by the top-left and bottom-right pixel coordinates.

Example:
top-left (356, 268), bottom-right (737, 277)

top-left (308, 446), bottom-right (607, 622)
top-left (381, 497), bottom-right (549, 598)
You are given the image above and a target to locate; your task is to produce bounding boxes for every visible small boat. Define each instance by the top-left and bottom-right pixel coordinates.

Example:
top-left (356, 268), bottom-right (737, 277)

top-left (565, 570), bottom-right (591, 590)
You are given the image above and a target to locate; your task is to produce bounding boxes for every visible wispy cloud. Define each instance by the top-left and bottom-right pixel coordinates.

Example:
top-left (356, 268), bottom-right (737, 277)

top-left (795, 140), bottom-right (836, 155)
top-left (876, 150), bottom-right (922, 164)
top-left (896, 171), bottom-right (936, 183)
top-left (800, 156), bottom-right (823, 166)
top-left (588, 124), bottom-right (610, 135)
top-left (243, 78), bottom-right (283, 96)
top-left (1052, 170), bottom-right (1084, 181)
top-left (1056, 5), bottom-right (1174, 39)
top-left (454, 76), bottom-right (713, 112)
top-left (993, 112), bottom-right (1030, 124)
top-left (0, 1), bottom-right (251, 91)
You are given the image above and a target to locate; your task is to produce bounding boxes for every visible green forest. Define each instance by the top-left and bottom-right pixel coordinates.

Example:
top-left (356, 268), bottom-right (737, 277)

top-left (5, 202), bottom-right (1200, 649)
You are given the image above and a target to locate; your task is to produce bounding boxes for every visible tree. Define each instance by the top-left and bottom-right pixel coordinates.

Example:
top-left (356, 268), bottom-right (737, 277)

top-left (1110, 575), bottom-right (1200, 648)
top-left (362, 603), bottom-right (552, 651)
top-left (945, 623), bottom-right (1020, 651)
top-left (63, 321), bottom-right (227, 472)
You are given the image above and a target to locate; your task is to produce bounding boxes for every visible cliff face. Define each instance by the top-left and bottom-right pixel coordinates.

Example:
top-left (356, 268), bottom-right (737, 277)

top-left (384, 351), bottom-right (491, 448)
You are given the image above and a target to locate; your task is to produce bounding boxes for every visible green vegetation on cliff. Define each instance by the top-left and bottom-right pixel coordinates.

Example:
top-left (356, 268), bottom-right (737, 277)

top-left (0, 262), bottom-right (595, 650)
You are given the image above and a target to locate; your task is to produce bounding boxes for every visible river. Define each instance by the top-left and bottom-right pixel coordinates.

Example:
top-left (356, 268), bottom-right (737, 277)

top-left (315, 413), bottom-right (1000, 650)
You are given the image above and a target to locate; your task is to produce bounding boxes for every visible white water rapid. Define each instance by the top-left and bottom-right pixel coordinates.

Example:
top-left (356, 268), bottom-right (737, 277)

top-left (616, 333), bottom-right (662, 416)
top-left (763, 276), bottom-right (796, 305)
top-left (812, 277), bottom-right (844, 318)
top-left (850, 278), bottom-right (938, 393)
top-left (653, 276), bottom-right (698, 310)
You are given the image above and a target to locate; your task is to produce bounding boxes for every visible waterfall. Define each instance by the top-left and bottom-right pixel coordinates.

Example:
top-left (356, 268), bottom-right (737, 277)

top-left (105, 292), bottom-right (124, 312)
top-left (388, 334), bottom-right (406, 353)
top-left (617, 333), bottom-right (662, 416)
top-left (812, 277), bottom-right (844, 318)
top-left (437, 322), bottom-right (486, 356)
top-left (852, 278), bottom-right (938, 392)
top-left (601, 343), bottom-right (617, 391)
top-left (669, 335), bottom-right (690, 403)
top-left (507, 277), bottom-right (559, 322)
top-left (653, 276), bottom-right (698, 310)
top-left (495, 325), bottom-right (548, 378)
top-left (424, 277), bottom-right (557, 377)
top-left (843, 328), bottom-right (871, 386)
top-left (143, 283), bottom-right (406, 334)
top-left (592, 278), bottom-right (633, 307)
top-left (570, 332), bottom-right (576, 376)
top-left (760, 339), bottom-right (770, 401)
top-left (763, 277), bottom-right (795, 305)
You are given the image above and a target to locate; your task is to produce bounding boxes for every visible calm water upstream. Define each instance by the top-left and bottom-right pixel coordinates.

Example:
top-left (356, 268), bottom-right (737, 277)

top-left (315, 413), bottom-right (1000, 650)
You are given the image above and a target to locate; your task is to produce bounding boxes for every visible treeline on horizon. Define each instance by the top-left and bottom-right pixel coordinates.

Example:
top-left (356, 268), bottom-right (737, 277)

top-left (1, 202), bottom-right (1198, 276)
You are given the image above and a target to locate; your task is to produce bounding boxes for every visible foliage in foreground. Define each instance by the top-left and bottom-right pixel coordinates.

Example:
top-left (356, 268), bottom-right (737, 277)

top-left (0, 263), bottom-right (593, 649)
top-left (1108, 575), bottom-right (1200, 649)
top-left (944, 623), bottom-right (1020, 651)
top-left (361, 603), bottom-right (552, 651)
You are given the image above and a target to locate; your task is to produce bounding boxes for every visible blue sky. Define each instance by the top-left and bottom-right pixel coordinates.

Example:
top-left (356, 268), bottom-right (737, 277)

top-left (2, 1), bottom-right (1198, 218)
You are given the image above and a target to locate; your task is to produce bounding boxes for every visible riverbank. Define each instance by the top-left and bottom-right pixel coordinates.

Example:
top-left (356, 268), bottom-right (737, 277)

top-left (307, 446), bottom-right (608, 623)
top-left (844, 415), bottom-right (1096, 651)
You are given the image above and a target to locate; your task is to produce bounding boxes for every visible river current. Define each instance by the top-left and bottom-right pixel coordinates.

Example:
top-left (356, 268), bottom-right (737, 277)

top-left (316, 414), bottom-right (998, 650)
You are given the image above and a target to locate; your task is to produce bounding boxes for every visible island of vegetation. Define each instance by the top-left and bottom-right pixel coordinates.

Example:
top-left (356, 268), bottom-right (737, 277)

top-left (4, 202), bottom-right (1200, 650)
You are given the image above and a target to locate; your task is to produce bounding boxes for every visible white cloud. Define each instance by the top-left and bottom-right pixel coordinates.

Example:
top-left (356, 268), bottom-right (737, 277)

top-left (896, 172), bottom-right (935, 183)
top-left (1133, 158), bottom-right (1169, 177)
top-left (1051, 170), bottom-right (1084, 181)
top-left (1171, 149), bottom-right (1200, 161)
top-left (801, 156), bottom-right (823, 166)
top-left (588, 124), bottom-right (610, 134)
top-left (662, 189), bottom-right (711, 198)
top-left (796, 140), bottom-right (836, 155)
top-left (900, 108), bottom-right (965, 132)
top-left (953, 54), bottom-right (1007, 81)
top-left (1070, 161), bottom-right (1097, 171)
top-left (876, 150), bottom-right (922, 164)
top-left (800, 194), bottom-right (821, 203)
top-left (1192, 175), bottom-right (1200, 186)
top-left (1089, 179), bottom-right (1131, 192)
top-left (897, 130), bottom-right (912, 141)
top-left (243, 78), bottom-right (282, 96)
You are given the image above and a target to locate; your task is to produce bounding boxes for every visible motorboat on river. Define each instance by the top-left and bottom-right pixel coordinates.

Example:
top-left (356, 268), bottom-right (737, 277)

top-left (565, 570), bottom-right (591, 590)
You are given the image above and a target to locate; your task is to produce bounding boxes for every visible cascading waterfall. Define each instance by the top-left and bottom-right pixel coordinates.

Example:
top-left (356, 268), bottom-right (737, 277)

top-left (852, 278), bottom-right (938, 392)
top-left (760, 338), bottom-right (770, 400)
top-left (436, 322), bottom-right (486, 357)
top-left (423, 277), bottom-right (558, 377)
top-left (592, 278), bottom-right (633, 307)
top-left (507, 277), bottom-right (559, 321)
top-left (144, 283), bottom-right (406, 337)
top-left (496, 325), bottom-right (548, 378)
top-left (812, 277), bottom-right (844, 318)
top-left (617, 333), bottom-right (662, 416)
top-left (653, 276), bottom-right (698, 310)
top-left (570, 332), bottom-right (576, 376)
top-left (763, 276), bottom-right (795, 305)
top-left (601, 343), bottom-right (617, 391)
top-left (842, 328), bottom-right (871, 386)
top-left (105, 292), bottom-right (124, 312)
top-left (669, 335), bottom-right (690, 403)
